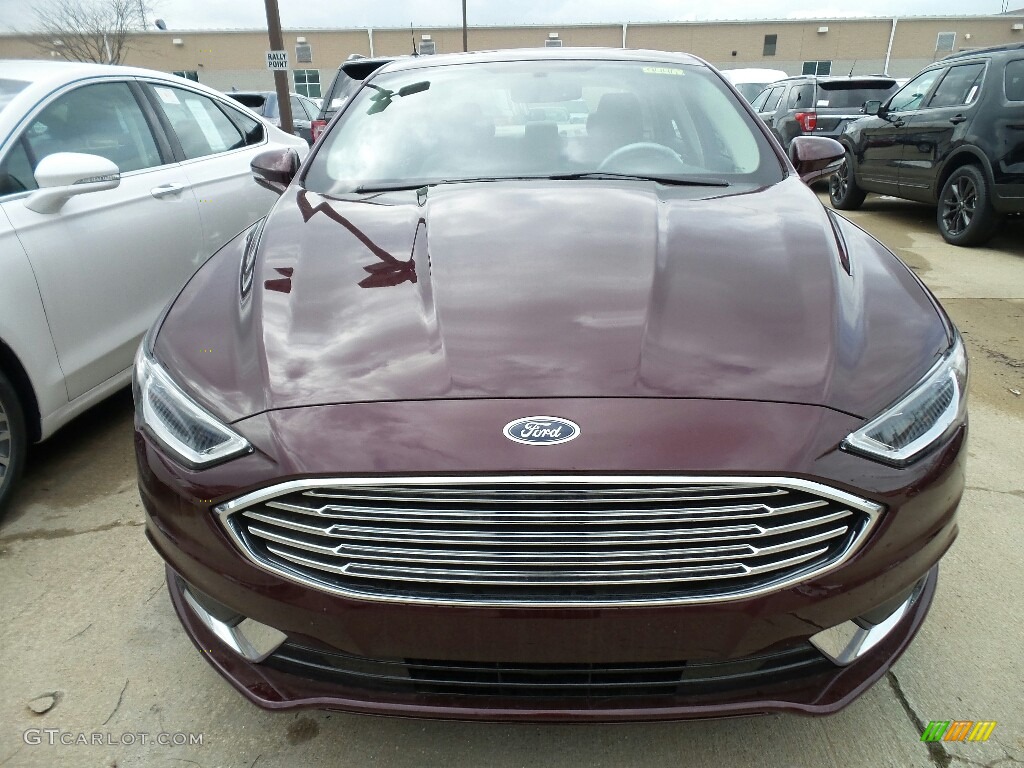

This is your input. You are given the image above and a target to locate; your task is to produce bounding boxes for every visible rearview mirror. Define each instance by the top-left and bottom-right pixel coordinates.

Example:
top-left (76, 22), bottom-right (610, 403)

top-left (24, 152), bottom-right (120, 214)
top-left (251, 148), bottom-right (300, 194)
top-left (863, 99), bottom-right (882, 116)
top-left (789, 137), bottom-right (845, 185)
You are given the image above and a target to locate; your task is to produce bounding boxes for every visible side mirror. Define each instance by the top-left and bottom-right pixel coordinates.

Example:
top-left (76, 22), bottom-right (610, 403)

top-left (24, 152), bottom-right (120, 214)
top-left (863, 99), bottom-right (882, 116)
top-left (789, 137), bottom-right (845, 185)
top-left (251, 148), bottom-right (300, 194)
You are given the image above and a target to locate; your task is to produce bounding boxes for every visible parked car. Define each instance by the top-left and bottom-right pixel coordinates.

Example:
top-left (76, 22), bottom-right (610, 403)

top-left (226, 90), bottom-right (320, 144)
top-left (136, 48), bottom-right (965, 721)
top-left (0, 60), bottom-right (308, 512)
top-left (830, 43), bottom-right (1024, 246)
top-left (311, 55), bottom-right (396, 142)
top-left (752, 74), bottom-right (899, 150)
top-left (720, 67), bottom-right (788, 102)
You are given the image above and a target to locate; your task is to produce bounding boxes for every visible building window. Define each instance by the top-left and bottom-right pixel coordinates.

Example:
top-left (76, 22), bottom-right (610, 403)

top-left (296, 43), bottom-right (313, 64)
top-left (936, 32), bottom-right (956, 52)
top-left (802, 60), bottom-right (832, 76)
top-left (293, 69), bottom-right (321, 98)
top-left (419, 39), bottom-right (436, 55)
top-left (763, 34), bottom-right (777, 56)
top-left (172, 70), bottom-right (199, 82)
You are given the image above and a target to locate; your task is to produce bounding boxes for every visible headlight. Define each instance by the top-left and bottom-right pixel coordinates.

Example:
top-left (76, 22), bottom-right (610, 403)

top-left (133, 346), bottom-right (251, 469)
top-left (842, 337), bottom-right (967, 467)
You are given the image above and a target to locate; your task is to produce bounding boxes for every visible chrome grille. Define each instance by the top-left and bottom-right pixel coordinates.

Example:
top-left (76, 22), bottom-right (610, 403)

top-left (218, 476), bottom-right (881, 607)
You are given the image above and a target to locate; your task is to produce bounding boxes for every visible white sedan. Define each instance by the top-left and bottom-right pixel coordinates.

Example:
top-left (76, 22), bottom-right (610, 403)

top-left (0, 60), bottom-right (308, 511)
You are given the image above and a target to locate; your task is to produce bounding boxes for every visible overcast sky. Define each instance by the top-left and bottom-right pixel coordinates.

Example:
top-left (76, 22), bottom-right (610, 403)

top-left (0, 0), bottom-right (1013, 33)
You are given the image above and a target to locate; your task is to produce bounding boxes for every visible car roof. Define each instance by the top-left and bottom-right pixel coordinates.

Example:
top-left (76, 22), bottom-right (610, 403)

top-left (942, 42), bottom-right (1024, 60)
top-left (1, 58), bottom-right (217, 91)
top-left (372, 47), bottom-right (706, 77)
top-left (769, 74), bottom-right (896, 84)
top-left (719, 68), bottom-right (789, 84)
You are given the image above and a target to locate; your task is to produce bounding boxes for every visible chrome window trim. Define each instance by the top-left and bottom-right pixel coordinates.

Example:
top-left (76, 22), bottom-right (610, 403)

top-left (216, 475), bottom-right (883, 608)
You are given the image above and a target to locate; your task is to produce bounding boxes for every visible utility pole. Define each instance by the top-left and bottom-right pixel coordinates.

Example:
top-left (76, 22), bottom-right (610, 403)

top-left (264, 0), bottom-right (294, 137)
top-left (462, 0), bottom-right (468, 52)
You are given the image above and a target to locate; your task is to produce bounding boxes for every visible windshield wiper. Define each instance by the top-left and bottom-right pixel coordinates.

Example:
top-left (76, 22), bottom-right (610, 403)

top-left (548, 172), bottom-right (730, 187)
top-left (354, 177), bottom-right (520, 193)
top-left (353, 173), bottom-right (730, 194)
top-left (353, 182), bottom-right (434, 193)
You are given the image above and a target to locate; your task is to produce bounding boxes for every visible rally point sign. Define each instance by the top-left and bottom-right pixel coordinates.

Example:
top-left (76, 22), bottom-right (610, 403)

top-left (266, 50), bottom-right (289, 70)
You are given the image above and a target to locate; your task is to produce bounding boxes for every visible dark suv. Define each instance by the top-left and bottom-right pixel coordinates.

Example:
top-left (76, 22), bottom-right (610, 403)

top-left (752, 75), bottom-right (899, 150)
top-left (311, 55), bottom-right (396, 142)
top-left (830, 44), bottom-right (1024, 246)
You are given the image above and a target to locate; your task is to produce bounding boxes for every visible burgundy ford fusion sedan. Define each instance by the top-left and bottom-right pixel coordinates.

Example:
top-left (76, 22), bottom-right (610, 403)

top-left (134, 49), bottom-right (967, 721)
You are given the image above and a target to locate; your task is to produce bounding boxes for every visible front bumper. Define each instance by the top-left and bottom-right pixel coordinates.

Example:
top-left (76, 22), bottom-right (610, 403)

top-left (137, 398), bottom-right (963, 721)
top-left (166, 563), bottom-right (937, 721)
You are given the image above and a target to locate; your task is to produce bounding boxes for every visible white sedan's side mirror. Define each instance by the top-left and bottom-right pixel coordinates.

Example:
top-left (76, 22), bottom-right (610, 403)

top-left (25, 152), bottom-right (120, 214)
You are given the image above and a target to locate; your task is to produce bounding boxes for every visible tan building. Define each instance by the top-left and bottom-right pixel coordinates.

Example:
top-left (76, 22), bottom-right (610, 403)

top-left (2, 15), bottom-right (1022, 96)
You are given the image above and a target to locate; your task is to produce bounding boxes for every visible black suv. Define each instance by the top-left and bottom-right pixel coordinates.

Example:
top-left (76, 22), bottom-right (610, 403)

top-left (830, 44), bottom-right (1024, 246)
top-left (311, 55), bottom-right (396, 142)
top-left (752, 75), bottom-right (899, 150)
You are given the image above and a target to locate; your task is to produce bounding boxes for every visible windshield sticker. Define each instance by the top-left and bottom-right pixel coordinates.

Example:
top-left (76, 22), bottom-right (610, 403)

top-left (155, 87), bottom-right (180, 105)
top-left (642, 66), bottom-right (686, 77)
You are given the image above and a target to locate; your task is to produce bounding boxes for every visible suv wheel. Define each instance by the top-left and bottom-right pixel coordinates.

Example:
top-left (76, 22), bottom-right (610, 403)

top-left (937, 165), bottom-right (999, 247)
top-left (0, 370), bottom-right (27, 515)
top-left (829, 152), bottom-right (866, 210)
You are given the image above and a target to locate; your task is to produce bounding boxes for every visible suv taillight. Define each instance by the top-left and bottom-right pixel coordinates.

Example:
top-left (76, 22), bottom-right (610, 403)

top-left (311, 119), bottom-right (327, 142)
top-left (795, 111), bottom-right (818, 132)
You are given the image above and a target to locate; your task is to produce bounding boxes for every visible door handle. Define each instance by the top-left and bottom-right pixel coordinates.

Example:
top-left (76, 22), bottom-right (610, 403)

top-left (892, 118), bottom-right (906, 128)
top-left (948, 114), bottom-right (967, 125)
top-left (150, 182), bottom-right (187, 199)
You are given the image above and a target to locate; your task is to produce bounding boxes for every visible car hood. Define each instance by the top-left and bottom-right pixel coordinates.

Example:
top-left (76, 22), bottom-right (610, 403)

top-left (155, 177), bottom-right (949, 422)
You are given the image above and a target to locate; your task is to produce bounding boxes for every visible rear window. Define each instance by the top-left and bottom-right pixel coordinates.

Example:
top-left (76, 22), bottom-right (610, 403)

top-left (0, 78), bottom-right (29, 116)
top-left (1006, 60), bottom-right (1024, 102)
top-left (815, 81), bottom-right (898, 109)
top-left (228, 93), bottom-right (270, 115)
top-left (322, 59), bottom-right (393, 116)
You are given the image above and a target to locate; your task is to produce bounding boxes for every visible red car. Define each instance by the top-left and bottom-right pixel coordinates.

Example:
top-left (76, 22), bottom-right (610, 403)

top-left (134, 49), bottom-right (966, 721)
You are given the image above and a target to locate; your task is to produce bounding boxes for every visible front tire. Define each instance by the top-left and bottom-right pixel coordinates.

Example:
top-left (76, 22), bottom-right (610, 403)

top-left (937, 165), bottom-right (999, 247)
top-left (0, 370), bottom-right (27, 516)
top-left (829, 152), bottom-right (866, 210)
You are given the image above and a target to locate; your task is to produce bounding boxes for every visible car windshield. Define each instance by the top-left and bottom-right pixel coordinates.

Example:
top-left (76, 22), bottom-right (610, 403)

top-left (0, 79), bottom-right (29, 116)
top-left (305, 59), bottom-right (783, 195)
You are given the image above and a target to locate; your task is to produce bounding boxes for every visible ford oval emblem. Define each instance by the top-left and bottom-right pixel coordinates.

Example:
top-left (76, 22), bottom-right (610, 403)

top-left (503, 416), bottom-right (580, 446)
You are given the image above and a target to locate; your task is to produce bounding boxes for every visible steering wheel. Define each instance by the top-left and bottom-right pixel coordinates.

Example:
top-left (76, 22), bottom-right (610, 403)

top-left (598, 142), bottom-right (688, 173)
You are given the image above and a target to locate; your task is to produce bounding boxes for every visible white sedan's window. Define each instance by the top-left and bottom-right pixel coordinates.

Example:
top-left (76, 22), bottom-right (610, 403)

top-left (152, 85), bottom-right (245, 160)
top-left (23, 82), bottom-right (162, 173)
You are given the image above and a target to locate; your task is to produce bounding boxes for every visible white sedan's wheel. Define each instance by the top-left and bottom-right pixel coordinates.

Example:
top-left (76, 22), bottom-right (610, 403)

top-left (0, 371), bottom-right (26, 515)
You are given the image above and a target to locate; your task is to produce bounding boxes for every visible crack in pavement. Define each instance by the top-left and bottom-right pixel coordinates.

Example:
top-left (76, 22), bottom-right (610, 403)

top-left (887, 671), bottom-right (952, 768)
top-left (963, 487), bottom-right (1024, 500)
top-left (102, 679), bottom-right (129, 727)
top-left (0, 519), bottom-right (144, 544)
top-left (951, 752), bottom-right (1024, 768)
